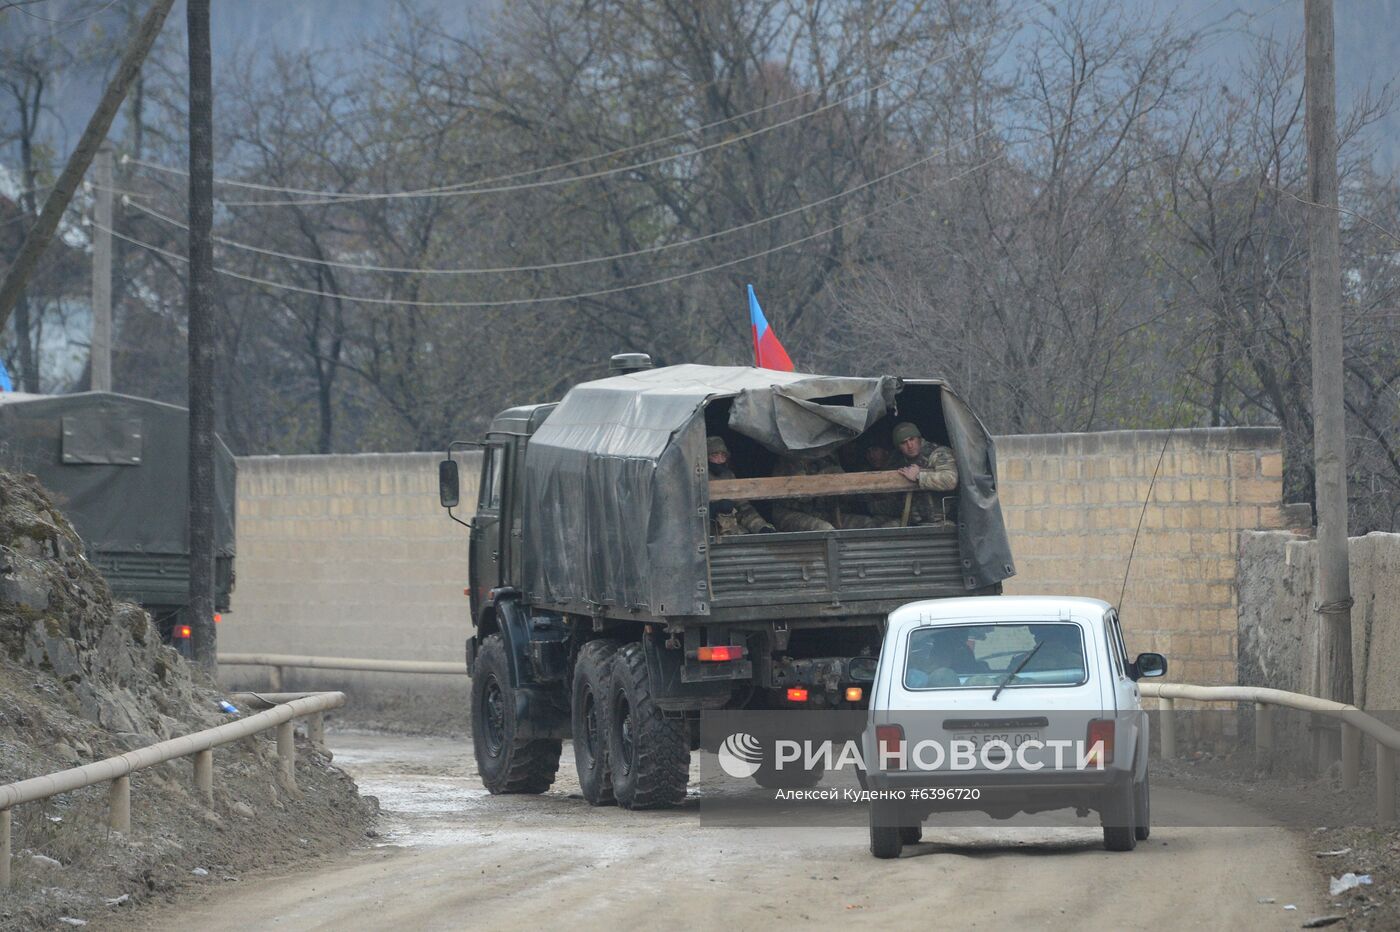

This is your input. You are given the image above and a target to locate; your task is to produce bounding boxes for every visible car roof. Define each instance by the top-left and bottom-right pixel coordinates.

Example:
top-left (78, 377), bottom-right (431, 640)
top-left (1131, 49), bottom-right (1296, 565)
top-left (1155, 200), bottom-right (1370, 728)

top-left (887, 595), bottom-right (1112, 628)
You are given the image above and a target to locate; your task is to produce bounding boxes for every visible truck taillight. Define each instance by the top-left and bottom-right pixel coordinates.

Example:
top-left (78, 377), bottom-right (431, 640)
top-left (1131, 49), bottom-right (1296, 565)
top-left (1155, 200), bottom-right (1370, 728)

top-left (1086, 719), bottom-right (1114, 767)
top-left (175, 625), bottom-right (192, 639)
top-left (845, 687), bottom-right (863, 702)
top-left (786, 687), bottom-right (808, 702)
top-left (697, 645), bottom-right (745, 662)
top-left (876, 724), bottom-right (905, 770)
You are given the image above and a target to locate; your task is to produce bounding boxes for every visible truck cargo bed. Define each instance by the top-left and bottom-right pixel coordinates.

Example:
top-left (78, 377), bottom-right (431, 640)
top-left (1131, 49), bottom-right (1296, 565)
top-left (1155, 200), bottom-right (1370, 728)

top-left (706, 526), bottom-right (967, 616)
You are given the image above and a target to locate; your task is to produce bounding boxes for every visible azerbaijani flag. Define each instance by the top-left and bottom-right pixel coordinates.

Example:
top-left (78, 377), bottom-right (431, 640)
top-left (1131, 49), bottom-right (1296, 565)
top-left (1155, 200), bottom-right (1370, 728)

top-left (748, 284), bottom-right (794, 371)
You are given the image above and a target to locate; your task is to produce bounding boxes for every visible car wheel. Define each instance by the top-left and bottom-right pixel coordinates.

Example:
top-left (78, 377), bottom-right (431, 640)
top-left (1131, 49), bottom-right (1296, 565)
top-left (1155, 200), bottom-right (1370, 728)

top-left (472, 634), bottom-right (561, 794)
top-left (1134, 770), bottom-right (1151, 841)
top-left (1101, 777), bottom-right (1138, 852)
top-left (571, 638), bottom-right (622, 806)
top-left (869, 805), bottom-right (903, 859)
top-left (899, 824), bottom-right (923, 845)
top-left (606, 642), bottom-right (690, 810)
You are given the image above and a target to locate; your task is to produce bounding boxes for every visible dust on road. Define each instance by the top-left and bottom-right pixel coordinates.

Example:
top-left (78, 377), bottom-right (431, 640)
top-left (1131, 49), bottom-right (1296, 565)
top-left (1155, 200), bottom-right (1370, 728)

top-left (136, 730), bottom-right (1324, 930)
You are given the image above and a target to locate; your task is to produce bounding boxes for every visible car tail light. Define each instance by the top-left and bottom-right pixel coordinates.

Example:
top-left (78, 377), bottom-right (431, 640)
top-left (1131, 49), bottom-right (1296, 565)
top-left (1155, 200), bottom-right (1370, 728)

top-left (213, 613), bottom-right (222, 624)
top-left (845, 687), bottom-right (863, 702)
top-left (786, 687), bottom-right (808, 702)
top-left (175, 625), bottom-right (192, 639)
top-left (876, 723), bottom-right (905, 770)
top-left (1086, 719), bottom-right (1114, 767)
top-left (697, 645), bottom-right (745, 662)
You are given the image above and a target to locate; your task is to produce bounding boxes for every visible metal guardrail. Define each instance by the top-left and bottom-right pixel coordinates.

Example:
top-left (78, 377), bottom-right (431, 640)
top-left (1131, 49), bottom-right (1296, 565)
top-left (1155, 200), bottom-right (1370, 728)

top-left (1142, 682), bottom-right (1398, 824)
top-left (220, 653), bottom-right (466, 690)
top-left (0, 691), bottom-right (345, 889)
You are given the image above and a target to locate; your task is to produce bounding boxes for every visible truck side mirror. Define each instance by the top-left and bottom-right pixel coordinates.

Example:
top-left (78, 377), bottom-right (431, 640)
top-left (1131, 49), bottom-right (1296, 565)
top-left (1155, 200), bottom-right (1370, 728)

top-left (439, 459), bottom-right (460, 508)
top-left (1130, 652), bottom-right (1167, 680)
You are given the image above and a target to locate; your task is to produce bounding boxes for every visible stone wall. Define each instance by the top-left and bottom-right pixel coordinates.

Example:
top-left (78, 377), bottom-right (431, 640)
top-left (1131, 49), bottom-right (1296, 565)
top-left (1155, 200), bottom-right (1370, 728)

top-left (222, 427), bottom-right (1291, 693)
top-left (219, 452), bottom-right (479, 694)
top-left (995, 428), bottom-right (1292, 686)
top-left (1238, 530), bottom-right (1400, 710)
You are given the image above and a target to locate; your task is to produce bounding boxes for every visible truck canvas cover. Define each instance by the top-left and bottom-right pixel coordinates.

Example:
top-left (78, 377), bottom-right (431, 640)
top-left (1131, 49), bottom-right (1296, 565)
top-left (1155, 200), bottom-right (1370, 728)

top-left (0, 392), bottom-right (235, 558)
top-left (523, 365), bottom-right (1013, 617)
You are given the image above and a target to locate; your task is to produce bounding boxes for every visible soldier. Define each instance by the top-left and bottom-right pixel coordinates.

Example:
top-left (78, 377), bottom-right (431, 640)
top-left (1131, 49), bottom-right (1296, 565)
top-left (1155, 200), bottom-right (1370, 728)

top-left (707, 436), bottom-right (775, 535)
top-left (891, 422), bottom-right (958, 526)
top-left (854, 442), bottom-right (905, 523)
top-left (770, 450), bottom-right (895, 532)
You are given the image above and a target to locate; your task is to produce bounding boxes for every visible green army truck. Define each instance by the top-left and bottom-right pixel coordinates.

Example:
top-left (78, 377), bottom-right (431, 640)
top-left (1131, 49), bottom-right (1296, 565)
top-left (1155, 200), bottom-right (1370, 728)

top-left (0, 392), bottom-right (236, 652)
top-left (438, 357), bottom-right (1014, 808)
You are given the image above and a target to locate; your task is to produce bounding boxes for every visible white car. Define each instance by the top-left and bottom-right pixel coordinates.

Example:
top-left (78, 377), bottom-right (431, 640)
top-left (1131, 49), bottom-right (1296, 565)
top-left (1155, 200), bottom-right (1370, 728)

top-left (862, 596), bottom-right (1167, 858)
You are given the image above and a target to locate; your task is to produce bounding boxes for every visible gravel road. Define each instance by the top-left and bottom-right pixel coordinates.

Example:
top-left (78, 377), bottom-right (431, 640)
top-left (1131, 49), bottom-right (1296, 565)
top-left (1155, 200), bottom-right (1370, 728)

top-left (136, 730), bottom-right (1324, 930)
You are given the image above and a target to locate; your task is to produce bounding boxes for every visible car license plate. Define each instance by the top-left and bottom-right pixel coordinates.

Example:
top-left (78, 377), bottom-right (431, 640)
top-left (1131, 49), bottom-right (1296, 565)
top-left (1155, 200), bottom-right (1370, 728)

top-left (968, 732), bottom-right (1040, 754)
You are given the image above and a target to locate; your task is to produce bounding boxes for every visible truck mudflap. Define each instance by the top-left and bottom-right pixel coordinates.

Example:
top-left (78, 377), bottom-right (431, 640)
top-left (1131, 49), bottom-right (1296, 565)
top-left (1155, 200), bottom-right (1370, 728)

top-left (643, 632), bottom-right (733, 712)
top-left (512, 684), bottom-right (571, 741)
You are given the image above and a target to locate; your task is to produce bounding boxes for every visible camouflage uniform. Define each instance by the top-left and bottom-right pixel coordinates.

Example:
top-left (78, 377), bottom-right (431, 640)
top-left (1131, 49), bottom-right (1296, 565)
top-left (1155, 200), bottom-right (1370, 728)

top-left (897, 439), bottom-right (959, 527)
top-left (771, 453), bottom-right (893, 532)
top-left (708, 462), bottom-right (775, 535)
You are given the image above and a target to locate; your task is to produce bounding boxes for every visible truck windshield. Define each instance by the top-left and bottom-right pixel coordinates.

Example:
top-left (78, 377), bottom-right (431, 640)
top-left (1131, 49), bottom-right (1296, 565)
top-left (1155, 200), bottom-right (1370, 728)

top-left (903, 622), bottom-right (1087, 690)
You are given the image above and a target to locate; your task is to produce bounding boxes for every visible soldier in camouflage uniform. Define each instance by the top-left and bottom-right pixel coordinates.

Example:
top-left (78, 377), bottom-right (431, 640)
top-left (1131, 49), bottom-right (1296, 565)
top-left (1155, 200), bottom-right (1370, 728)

top-left (770, 451), bottom-right (896, 532)
top-left (892, 422), bottom-right (959, 527)
top-left (854, 443), bottom-right (906, 523)
top-left (707, 436), bottom-right (776, 535)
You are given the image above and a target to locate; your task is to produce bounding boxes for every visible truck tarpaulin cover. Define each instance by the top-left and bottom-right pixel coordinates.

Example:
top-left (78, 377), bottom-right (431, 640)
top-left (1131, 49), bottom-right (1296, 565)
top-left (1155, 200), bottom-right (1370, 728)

top-left (0, 392), bottom-right (235, 556)
top-left (523, 365), bottom-right (1013, 617)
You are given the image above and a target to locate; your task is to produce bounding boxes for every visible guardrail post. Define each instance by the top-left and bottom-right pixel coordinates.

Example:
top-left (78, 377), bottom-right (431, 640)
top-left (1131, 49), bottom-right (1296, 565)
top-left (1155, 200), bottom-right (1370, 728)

top-left (1, 808), bottom-right (10, 890)
top-left (1159, 697), bottom-right (1176, 758)
top-left (1342, 721), bottom-right (1361, 789)
top-left (194, 749), bottom-right (214, 804)
top-left (1378, 745), bottom-right (1396, 824)
top-left (109, 776), bottom-right (130, 832)
top-left (277, 720), bottom-right (295, 786)
top-left (269, 665), bottom-right (283, 691)
top-left (308, 711), bottom-right (325, 748)
top-left (1254, 702), bottom-right (1273, 754)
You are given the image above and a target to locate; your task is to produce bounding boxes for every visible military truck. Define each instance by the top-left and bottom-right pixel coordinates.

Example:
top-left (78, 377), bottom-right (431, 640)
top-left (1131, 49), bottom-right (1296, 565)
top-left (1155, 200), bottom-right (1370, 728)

top-left (438, 357), bottom-right (1014, 808)
top-left (0, 392), bottom-right (236, 653)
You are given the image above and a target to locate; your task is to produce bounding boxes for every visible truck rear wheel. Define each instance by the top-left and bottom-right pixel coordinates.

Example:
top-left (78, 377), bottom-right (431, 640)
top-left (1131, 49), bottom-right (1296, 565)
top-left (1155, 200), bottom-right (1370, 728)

top-left (472, 634), bottom-right (561, 795)
top-left (606, 642), bottom-right (690, 810)
top-left (572, 639), bottom-right (622, 806)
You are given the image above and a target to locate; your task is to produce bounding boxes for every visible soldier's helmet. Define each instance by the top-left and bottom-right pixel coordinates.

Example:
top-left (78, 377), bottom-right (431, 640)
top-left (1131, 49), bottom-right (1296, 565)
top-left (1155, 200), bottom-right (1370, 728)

top-left (892, 422), bottom-right (922, 445)
top-left (707, 436), bottom-right (730, 457)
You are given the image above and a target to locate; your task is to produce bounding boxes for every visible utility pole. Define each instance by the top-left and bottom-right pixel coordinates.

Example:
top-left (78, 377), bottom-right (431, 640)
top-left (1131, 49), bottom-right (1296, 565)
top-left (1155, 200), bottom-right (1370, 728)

top-left (1304, 0), bottom-right (1354, 730)
top-left (90, 145), bottom-right (114, 393)
top-left (0, 0), bottom-right (176, 335)
top-left (187, 0), bottom-right (217, 673)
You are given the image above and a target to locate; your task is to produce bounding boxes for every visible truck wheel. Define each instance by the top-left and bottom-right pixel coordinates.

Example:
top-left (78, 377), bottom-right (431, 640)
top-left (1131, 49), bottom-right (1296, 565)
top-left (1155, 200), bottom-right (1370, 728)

top-left (1100, 777), bottom-right (1138, 852)
top-left (1134, 770), bottom-right (1151, 841)
top-left (606, 642), bottom-right (690, 810)
top-left (472, 634), bottom-right (561, 795)
top-left (572, 639), bottom-right (622, 806)
top-left (869, 805), bottom-right (903, 859)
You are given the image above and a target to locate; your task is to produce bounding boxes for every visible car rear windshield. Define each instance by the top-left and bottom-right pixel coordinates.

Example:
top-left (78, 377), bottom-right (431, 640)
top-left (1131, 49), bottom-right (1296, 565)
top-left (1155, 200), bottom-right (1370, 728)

top-left (903, 622), bottom-right (1087, 691)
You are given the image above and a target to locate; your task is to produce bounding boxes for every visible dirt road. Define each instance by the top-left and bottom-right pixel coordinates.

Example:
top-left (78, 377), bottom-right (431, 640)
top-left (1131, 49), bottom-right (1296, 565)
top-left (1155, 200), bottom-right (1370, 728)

top-left (137, 731), bottom-right (1324, 930)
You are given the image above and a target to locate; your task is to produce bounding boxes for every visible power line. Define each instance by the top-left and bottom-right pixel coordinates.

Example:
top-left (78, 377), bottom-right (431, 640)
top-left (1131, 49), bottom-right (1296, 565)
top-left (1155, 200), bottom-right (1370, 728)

top-left (119, 125), bottom-right (1001, 276)
top-left (123, 32), bottom-right (1000, 208)
top-left (94, 158), bottom-right (1000, 308)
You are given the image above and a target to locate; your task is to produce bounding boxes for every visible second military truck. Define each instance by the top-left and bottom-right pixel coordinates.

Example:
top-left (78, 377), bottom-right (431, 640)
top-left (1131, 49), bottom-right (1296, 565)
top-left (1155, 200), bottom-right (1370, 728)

top-left (438, 357), bottom-right (1015, 808)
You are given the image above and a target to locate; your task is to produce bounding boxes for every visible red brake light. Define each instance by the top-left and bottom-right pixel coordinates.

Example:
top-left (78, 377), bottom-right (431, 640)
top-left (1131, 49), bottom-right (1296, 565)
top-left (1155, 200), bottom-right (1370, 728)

top-left (175, 625), bottom-right (192, 639)
top-left (786, 687), bottom-right (809, 702)
top-left (213, 613), bottom-right (221, 624)
top-left (876, 724), bottom-right (905, 770)
top-left (697, 645), bottom-right (745, 662)
top-left (1086, 719), bottom-right (1114, 766)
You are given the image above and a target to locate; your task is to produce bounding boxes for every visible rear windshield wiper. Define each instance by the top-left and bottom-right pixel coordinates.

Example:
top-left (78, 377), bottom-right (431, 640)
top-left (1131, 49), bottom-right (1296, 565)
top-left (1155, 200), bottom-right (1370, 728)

top-left (991, 641), bottom-right (1043, 702)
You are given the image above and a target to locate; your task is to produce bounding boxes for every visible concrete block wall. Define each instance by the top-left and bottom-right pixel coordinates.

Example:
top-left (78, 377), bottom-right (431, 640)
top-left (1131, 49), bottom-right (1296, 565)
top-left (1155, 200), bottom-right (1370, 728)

top-left (995, 427), bottom-right (1288, 686)
top-left (1239, 530), bottom-right (1400, 710)
top-left (220, 451), bottom-right (479, 694)
top-left (223, 427), bottom-right (1288, 694)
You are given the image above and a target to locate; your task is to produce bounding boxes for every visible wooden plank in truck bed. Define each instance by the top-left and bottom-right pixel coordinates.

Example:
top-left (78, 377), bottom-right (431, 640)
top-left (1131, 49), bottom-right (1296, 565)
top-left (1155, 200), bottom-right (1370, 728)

top-left (708, 471), bottom-right (918, 502)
